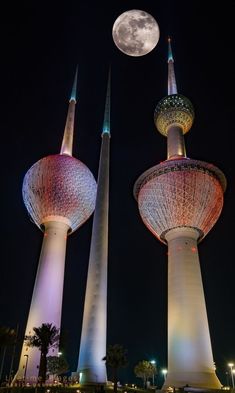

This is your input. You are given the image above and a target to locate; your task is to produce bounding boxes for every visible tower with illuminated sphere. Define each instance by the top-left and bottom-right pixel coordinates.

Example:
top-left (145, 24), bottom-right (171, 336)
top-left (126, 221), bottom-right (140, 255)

top-left (76, 73), bottom-right (111, 384)
top-left (14, 70), bottom-right (97, 383)
top-left (134, 39), bottom-right (226, 389)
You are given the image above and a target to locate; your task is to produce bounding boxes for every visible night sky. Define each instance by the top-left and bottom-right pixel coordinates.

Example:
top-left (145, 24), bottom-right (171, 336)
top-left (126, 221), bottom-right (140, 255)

top-left (1, 0), bottom-right (235, 387)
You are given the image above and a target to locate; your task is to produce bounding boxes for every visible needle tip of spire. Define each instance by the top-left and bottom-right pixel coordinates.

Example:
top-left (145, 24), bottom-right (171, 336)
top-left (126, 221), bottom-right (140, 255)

top-left (168, 37), bottom-right (174, 62)
top-left (70, 66), bottom-right (78, 102)
top-left (102, 69), bottom-right (111, 135)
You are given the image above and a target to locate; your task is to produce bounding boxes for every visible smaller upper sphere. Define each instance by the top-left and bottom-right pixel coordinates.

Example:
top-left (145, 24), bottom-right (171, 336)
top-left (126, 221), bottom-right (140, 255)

top-left (22, 154), bottom-right (97, 233)
top-left (154, 94), bottom-right (194, 136)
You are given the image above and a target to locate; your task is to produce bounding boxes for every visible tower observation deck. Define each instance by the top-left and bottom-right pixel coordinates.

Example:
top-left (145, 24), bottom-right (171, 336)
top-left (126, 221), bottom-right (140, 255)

top-left (134, 38), bottom-right (226, 390)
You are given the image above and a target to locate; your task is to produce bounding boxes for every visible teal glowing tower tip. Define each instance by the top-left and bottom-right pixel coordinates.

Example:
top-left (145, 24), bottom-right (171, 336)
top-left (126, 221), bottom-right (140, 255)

top-left (168, 37), bottom-right (174, 62)
top-left (102, 70), bottom-right (111, 135)
top-left (167, 37), bottom-right (177, 95)
top-left (70, 67), bottom-right (78, 102)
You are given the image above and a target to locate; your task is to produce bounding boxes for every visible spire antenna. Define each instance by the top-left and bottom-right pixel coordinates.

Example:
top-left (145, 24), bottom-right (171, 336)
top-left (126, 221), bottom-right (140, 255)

top-left (60, 67), bottom-right (78, 156)
top-left (70, 66), bottom-right (78, 102)
top-left (154, 38), bottom-right (194, 159)
top-left (102, 69), bottom-right (111, 136)
top-left (168, 37), bottom-right (177, 95)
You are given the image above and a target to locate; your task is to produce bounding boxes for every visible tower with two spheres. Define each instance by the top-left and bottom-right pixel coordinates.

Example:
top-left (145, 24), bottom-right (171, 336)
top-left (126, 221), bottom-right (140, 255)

top-left (134, 38), bottom-right (226, 389)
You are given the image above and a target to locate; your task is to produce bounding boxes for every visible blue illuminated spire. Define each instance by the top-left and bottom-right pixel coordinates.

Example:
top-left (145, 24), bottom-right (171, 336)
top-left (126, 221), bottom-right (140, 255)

top-left (102, 70), bottom-right (111, 135)
top-left (168, 37), bottom-right (178, 95)
top-left (70, 66), bottom-right (78, 102)
top-left (60, 67), bottom-right (77, 155)
top-left (168, 37), bottom-right (174, 62)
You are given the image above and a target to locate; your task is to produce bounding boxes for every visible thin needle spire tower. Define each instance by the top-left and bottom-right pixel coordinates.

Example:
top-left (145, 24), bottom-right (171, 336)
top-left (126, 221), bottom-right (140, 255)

top-left (76, 71), bottom-right (111, 384)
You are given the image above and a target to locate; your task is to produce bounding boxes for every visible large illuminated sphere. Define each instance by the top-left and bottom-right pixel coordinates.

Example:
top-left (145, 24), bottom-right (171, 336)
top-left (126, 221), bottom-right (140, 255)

top-left (22, 154), bottom-right (97, 233)
top-left (134, 158), bottom-right (226, 243)
top-left (112, 9), bottom-right (160, 57)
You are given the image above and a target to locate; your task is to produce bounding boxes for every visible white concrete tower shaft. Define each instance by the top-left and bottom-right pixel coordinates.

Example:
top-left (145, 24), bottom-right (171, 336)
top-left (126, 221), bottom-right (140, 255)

top-left (77, 72), bottom-right (110, 384)
top-left (165, 227), bottom-right (220, 388)
top-left (16, 220), bottom-right (70, 382)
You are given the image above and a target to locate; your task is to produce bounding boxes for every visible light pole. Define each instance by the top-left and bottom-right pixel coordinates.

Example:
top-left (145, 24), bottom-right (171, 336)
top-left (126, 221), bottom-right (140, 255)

top-left (162, 369), bottom-right (167, 382)
top-left (23, 355), bottom-right (29, 383)
top-left (225, 371), bottom-right (229, 387)
top-left (233, 370), bottom-right (235, 389)
top-left (228, 363), bottom-right (234, 388)
top-left (150, 360), bottom-right (156, 386)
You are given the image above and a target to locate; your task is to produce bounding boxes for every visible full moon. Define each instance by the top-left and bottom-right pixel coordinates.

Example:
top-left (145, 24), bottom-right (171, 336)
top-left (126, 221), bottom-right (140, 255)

top-left (112, 9), bottom-right (160, 57)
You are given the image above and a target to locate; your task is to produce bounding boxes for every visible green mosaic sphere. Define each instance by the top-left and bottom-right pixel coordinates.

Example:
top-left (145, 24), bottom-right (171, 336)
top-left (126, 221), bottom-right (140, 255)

top-left (154, 94), bottom-right (194, 136)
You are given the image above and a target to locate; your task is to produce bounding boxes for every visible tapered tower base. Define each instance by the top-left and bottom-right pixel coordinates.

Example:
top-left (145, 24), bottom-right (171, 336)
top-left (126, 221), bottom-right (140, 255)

top-left (72, 367), bottom-right (107, 385)
top-left (77, 367), bottom-right (107, 385)
top-left (163, 371), bottom-right (221, 390)
top-left (13, 220), bottom-right (70, 383)
top-left (163, 228), bottom-right (222, 391)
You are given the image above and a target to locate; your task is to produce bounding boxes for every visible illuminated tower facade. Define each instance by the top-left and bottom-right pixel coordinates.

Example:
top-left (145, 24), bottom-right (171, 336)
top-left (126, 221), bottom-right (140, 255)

top-left (134, 39), bottom-right (226, 389)
top-left (77, 74), bottom-right (110, 384)
top-left (14, 71), bottom-right (97, 382)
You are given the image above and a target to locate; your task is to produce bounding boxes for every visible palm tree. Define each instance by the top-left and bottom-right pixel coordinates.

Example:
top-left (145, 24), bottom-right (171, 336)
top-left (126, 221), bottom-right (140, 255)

top-left (47, 355), bottom-right (69, 379)
top-left (25, 323), bottom-right (60, 384)
top-left (103, 344), bottom-right (128, 393)
top-left (134, 360), bottom-right (156, 389)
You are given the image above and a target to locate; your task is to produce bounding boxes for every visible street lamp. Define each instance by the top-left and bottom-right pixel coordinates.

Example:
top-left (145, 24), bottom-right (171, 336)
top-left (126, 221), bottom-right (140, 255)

top-left (228, 363), bottom-right (234, 388)
top-left (225, 371), bottom-right (229, 387)
top-left (150, 360), bottom-right (156, 386)
top-left (23, 355), bottom-right (29, 383)
top-left (162, 369), bottom-right (167, 381)
top-left (232, 370), bottom-right (235, 388)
